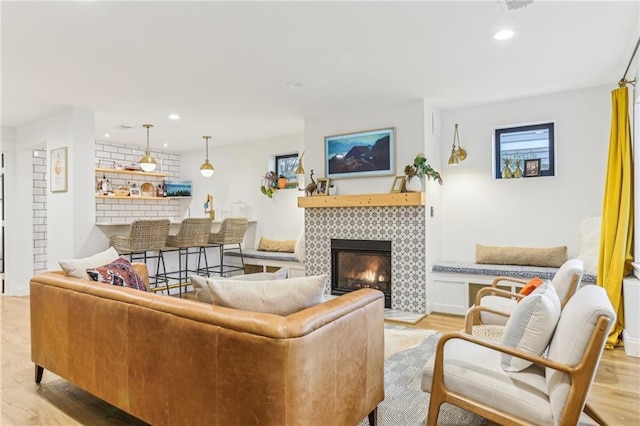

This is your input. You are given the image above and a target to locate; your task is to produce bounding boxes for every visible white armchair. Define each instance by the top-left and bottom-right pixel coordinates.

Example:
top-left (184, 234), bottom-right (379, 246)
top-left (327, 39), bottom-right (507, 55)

top-left (472, 258), bottom-right (584, 327)
top-left (422, 285), bottom-right (615, 425)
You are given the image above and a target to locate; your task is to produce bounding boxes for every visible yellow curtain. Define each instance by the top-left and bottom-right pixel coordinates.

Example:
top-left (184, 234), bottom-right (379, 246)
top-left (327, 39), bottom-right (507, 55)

top-left (598, 86), bottom-right (634, 349)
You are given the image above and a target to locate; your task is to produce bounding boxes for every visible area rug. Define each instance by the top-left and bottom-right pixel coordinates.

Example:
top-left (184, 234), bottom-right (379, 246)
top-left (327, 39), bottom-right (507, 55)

top-left (357, 331), bottom-right (485, 426)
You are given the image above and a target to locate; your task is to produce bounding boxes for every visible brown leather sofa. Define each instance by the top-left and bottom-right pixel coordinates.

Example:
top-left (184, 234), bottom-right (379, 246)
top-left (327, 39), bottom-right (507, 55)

top-left (30, 267), bottom-right (385, 426)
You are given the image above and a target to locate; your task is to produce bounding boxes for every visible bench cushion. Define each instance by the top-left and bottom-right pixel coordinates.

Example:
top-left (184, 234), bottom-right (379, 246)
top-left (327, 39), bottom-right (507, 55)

top-left (431, 261), bottom-right (597, 283)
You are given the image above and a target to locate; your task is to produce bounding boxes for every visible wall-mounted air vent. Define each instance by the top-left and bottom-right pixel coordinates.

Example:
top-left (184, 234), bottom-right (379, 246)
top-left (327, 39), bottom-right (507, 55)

top-left (113, 124), bottom-right (135, 130)
top-left (500, 0), bottom-right (533, 12)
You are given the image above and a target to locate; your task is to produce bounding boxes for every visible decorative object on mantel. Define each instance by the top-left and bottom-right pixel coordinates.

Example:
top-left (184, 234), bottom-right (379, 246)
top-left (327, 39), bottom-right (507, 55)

top-left (316, 177), bottom-right (330, 195)
top-left (447, 123), bottom-right (467, 166)
top-left (391, 176), bottom-right (406, 193)
top-left (260, 171), bottom-right (278, 198)
top-left (404, 153), bottom-right (442, 192)
top-left (304, 169), bottom-right (317, 196)
top-left (200, 135), bottom-right (214, 177)
top-left (296, 151), bottom-right (306, 190)
top-left (139, 124), bottom-right (157, 172)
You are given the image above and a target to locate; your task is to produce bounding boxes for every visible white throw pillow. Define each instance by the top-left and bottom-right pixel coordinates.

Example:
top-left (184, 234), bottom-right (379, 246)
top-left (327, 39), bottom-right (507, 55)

top-left (576, 216), bottom-right (601, 276)
top-left (190, 275), bottom-right (214, 303)
top-left (59, 247), bottom-right (120, 280)
top-left (205, 275), bottom-right (327, 316)
top-left (501, 281), bottom-right (561, 372)
top-left (229, 268), bottom-right (289, 281)
top-left (294, 229), bottom-right (305, 262)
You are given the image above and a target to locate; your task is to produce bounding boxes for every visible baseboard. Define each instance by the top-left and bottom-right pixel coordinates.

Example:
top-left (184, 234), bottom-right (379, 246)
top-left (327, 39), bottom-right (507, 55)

top-left (623, 330), bottom-right (640, 358)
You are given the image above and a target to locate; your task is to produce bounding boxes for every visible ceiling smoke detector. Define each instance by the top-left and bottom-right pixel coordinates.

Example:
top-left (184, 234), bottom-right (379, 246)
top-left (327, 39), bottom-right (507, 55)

top-left (501, 0), bottom-right (533, 12)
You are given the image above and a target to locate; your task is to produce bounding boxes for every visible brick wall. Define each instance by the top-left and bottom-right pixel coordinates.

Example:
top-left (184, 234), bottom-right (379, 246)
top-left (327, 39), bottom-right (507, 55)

top-left (32, 149), bottom-right (47, 274)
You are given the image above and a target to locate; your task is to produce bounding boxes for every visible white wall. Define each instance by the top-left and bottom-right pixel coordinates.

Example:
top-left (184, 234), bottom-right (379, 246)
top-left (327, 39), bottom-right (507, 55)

top-left (440, 85), bottom-right (612, 262)
top-left (6, 108), bottom-right (96, 295)
top-left (180, 133), bottom-right (305, 248)
top-left (304, 99), bottom-right (432, 195)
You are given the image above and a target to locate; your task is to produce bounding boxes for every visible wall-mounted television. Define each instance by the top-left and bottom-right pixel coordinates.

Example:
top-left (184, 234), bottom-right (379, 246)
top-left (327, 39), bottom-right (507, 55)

top-left (165, 180), bottom-right (192, 197)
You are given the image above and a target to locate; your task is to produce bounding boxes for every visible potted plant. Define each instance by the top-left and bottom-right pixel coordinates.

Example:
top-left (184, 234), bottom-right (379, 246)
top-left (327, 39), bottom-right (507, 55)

top-left (277, 175), bottom-right (288, 189)
top-left (404, 153), bottom-right (442, 192)
top-left (260, 171), bottom-right (278, 198)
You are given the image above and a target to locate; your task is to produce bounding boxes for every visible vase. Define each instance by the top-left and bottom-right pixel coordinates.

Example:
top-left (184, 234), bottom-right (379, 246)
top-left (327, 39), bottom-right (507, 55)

top-left (405, 176), bottom-right (422, 192)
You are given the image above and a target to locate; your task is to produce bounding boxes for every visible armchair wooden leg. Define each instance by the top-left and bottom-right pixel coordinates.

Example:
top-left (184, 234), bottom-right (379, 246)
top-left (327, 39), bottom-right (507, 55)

top-left (35, 365), bottom-right (43, 384)
top-left (583, 403), bottom-right (608, 426)
top-left (368, 407), bottom-right (378, 426)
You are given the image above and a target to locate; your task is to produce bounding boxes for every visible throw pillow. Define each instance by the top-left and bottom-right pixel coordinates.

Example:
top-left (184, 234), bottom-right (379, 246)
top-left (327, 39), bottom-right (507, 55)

top-left (191, 275), bottom-right (214, 303)
top-left (501, 281), bottom-right (561, 372)
top-left (191, 269), bottom-right (290, 304)
top-left (257, 237), bottom-right (296, 253)
top-left (476, 245), bottom-right (568, 267)
top-left (576, 216), bottom-right (601, 276)
top-left (59, 246), bottom-right (120, 280)
top-left (228, 270), bottom-right (289, 281)
top-left (517, 277), bottom-right (543, 301)
top-left (87, 257), bottom-right (148, 291)
top-left (294, 229), bottom-right (305, 262)
top-left (205, 275), bottom-right (327, 316)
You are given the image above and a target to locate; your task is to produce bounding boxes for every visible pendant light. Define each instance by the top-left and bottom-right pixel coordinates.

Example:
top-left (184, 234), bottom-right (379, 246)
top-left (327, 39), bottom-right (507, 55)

top-left (139, 124), bottom-right (157, 172)
top-left (200, 135), bottom-right (215, 177)
top-left (296, 151), bottom-right (305, 190)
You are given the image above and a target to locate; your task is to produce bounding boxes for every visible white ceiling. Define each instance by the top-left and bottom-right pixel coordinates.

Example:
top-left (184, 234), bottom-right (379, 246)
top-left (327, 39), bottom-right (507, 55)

top-left (2, 1), bottom-right (638, 153)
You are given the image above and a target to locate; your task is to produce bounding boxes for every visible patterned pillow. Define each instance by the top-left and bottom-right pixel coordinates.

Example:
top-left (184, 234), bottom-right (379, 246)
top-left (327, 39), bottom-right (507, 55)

top-left (87, 257), bottom-right (148, 291)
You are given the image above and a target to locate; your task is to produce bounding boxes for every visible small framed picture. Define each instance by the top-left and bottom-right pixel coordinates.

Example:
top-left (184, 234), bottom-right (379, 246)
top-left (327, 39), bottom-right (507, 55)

top-left (50, 147), bottom-right (68, 193)
top-left (316, 178), bottom-right (330, 195)
top-left (129, 187), bottom-right (142, 197)
top-left (524, 159), bottom-right (541, 177)
top-left (391, 176), bottom-right (406, 193)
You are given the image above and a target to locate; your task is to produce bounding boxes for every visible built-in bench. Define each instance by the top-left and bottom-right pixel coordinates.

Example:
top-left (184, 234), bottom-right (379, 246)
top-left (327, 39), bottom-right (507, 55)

top-left (429, 261), bottom-right (596, 315)
top-left (226, 250), bottom-right (305, 278)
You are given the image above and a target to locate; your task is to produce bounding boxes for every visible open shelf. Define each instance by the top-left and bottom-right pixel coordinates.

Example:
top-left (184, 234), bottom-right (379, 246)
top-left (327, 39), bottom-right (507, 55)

top-left (95, 167), bottom-right (170, 178)
top-left (95, 195), bottom-right (170, 200)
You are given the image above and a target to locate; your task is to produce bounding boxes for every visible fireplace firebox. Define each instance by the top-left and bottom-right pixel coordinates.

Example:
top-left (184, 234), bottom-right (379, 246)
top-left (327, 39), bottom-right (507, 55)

top-left (331, 239), bottom-right (391, 308)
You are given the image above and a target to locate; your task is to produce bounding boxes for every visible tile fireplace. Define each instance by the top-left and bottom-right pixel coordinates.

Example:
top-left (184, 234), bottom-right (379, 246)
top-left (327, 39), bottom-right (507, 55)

top-left (303, 200), bottom-right (426, 313)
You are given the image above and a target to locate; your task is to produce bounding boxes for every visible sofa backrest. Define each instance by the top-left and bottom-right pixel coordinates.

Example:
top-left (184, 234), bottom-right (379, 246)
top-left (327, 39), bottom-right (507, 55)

top-left (30, 272), bottom-right (385, 425)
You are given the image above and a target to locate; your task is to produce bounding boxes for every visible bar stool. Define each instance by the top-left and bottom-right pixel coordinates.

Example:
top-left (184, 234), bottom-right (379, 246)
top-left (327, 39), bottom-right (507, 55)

top-left (164, 218), bottom-right (212, 297)
top-left (207, 218), bottom-right (249, 277)
top-left (109, 219), bottom-right (171, 292)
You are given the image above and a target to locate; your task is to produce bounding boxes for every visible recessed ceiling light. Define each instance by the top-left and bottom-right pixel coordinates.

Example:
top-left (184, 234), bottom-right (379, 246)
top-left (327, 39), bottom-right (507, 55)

top-left (164, 143), bottom-right (168, 147)
top-left (285, 81), bottom-right (302, 88)
top-left (168, 114), bottom-right (180, 120)
top-left (493, 29), bottom-right (515, 41)
top-left (105, 133), bottom-right (110, 138)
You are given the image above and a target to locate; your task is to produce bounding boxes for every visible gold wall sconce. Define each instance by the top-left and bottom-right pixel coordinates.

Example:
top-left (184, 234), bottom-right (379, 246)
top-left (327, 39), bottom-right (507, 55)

top-left (448, 123), bottom-right (467, 166)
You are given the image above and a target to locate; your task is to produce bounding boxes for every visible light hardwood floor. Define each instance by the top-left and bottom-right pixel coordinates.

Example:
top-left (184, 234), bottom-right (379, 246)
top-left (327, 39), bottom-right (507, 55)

top-left (3, 295), bottom-right (639, 425)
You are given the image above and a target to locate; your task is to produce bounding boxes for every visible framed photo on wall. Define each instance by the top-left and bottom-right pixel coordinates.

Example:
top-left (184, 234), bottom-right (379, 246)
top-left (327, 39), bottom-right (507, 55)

top-left (524, 159), bottom-right (541, 177)
top-left (50, 147), bottom-right (68, 193)
top-left (316, 178), bottom-right (330, 195)
top-left (325, 127), bottom-right (395, 179)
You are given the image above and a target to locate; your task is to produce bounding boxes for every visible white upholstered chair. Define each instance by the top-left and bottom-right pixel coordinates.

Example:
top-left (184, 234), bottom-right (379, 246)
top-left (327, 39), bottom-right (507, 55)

top-left (422, 285), bottom-right (615, 426)
top-left (472, 258), bottom-right (584, 327)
